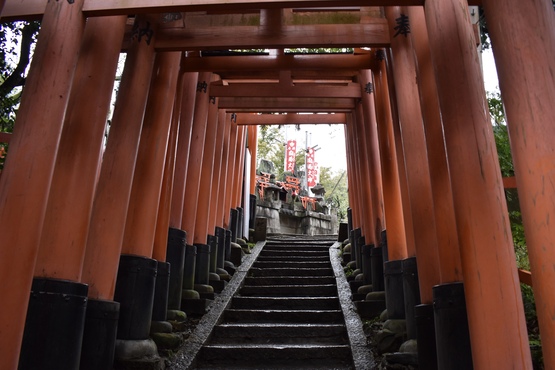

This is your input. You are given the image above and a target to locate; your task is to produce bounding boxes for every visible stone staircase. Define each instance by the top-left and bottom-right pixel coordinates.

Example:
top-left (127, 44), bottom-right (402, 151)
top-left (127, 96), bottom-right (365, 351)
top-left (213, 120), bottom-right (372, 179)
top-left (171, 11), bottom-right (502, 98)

top-left (169, 235), bottom-right (373, 370)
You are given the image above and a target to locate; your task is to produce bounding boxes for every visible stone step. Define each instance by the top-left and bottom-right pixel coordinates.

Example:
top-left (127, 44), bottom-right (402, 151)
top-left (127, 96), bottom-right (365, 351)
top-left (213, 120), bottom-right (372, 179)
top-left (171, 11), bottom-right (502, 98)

top-left (244, 276), bottom-right (336, 286)
top-left (223, 309), bottom-right (344, 323)
top-left (199, 343), bottom-right (353, 367)
top-left (259, 249), bottom-right (330, 257)
top-left (256, 255), bottom-right (330, 262)
top-left (249, 267), bottom-right (334, 277)
top-left (253, 260), bottom-right (331, 269)
top-left (210, 323), bottom-right (349, 344)
top-left (231, 296), bottom-right (340, 310)
top-left (239, 284), bottom-right (337, 297)
top-left (263, 244), bottom-right (331, 251)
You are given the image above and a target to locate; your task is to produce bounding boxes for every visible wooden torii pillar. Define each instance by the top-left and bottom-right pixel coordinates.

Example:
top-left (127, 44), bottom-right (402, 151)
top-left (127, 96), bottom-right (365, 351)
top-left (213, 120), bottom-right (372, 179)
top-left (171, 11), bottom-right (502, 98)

top-left (344, 116), bottom-right (363, 235)
top-left (181, 72), bottom-right (213, 243)
top-left (358, 70), bottom-right (385, 245)
top-left (169, 72), bottom-right (199, 231)
top-left (482, 1), bottom-right (555, 367)
top-left (0, 0), bottom-right (85, 366)
top-left (223, 115), bottom-right (239, 229)
top-left (370, 53), bottom-right (409, 262)
top-left (153, 67), bottom-right (183, 262)
top-left (20, 15), bottom-right (126, 369)
top-left (247, 125), bottom-right (258, 196)
top-left (424, 0), bottom-right (533, 368)
top-left (193, 84), bottom-right (220, 245)
top-left (81, 14), bottom-right (157, 303)
top-left (232, 126), bottom-right (247, 212)
top-left (385, 6), bottom-right (441, 305)
top-left (217, 113), bottom-right (235, 228)
top-left (122, 51), bottom-right (181, 257)
top-left (208, 109), bottom-right (228, 234)
top-left (353, 104), bottom-right (377, 245)
top-left (383, 49), bottom-right (417, 259)
top-left (407, 6), bottom-right (462, 286)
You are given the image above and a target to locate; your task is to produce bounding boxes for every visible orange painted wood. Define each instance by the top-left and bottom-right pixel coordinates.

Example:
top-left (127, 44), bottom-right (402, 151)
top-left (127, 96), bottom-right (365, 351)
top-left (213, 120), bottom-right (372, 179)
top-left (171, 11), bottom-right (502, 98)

top-left (0, 0), bottom-right (483, 23)
top-left (181, 72), bottom-right (213, 242)
top-left (386, 6), bottom-right (440, 303)
top-left (353, 105), bottom-right (376, 242)
top-left (183, 54), bottom-right (373, 73)
top-left (34, 16), bottom-right (126, 282)
top-left (81, 15), bottom-right (158, 300)
top-left (345, 116), bottom-right (361, 232)
top-left (0, 0), bottom-right (85, 365)
top-left (370, 53), bottom-right (408, 261)
top-left (518, 269), bottom-right (533, 288)
top-left (232, 126), bottom-right (247, 209)
top-left (345, 116), bottom-right (363, 231)
top-left (155, 22), bottom-right (389, 51)
top-left (236, 112), bottom-right (346, 126)
top-left (193, 84), bottom-right (220, 244)
top-left (247, 126), bottom-right (258, 195)
top-left (223, 118), bottom-right (239, 228)
top-left (216, 113), bottom-right (234, 228)
top-left (153, 70), bottom-right (183, 262)
top-left (482, 0), bottom-right (555, 367)
top-left (358, 70), bottom-right (385, 244)
top-left (382, 48), bottom-right (416, 259)
top-left (122, 51), bottom-right (181, 257)
top-left (169, 72), bottom-right (199, 229)
top-left (0, 132), bottom-right (11, 143)
top-left (208, 109), bottom-right (228, 231)
top-left (209, 83), bottom-right (361, 99)
top-left (217, 96), bottom-right (355, 112)
top-left (502, 176), bottom-right (517, 189)
top-left (408, 6), bottom-right (462, 284)
top-left (425, 0), bottom-right (532, 367)
top-left (343, 124), bottom-right (356, 229)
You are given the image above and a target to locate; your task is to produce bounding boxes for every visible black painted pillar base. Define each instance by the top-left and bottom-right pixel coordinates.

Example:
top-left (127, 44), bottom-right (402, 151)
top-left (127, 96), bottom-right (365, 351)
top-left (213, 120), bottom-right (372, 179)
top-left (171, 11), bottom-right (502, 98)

top-left (361, 244), bottom-right (374, 285)
top-left (114, 255), bottom-right (157, 341)
top-left (180, 244), bottom-right (200, 302)
top-left (433, 282), bottom-right (473, 370)
top-left (347, 207), bottom-right (353, 241)
top-left (415, 303), bottom-right (437, 370)
top-left (249, 194), bottom-right (257, 230)
top-left (80, 299), bottom-right (120, 370)
top-left (229, 208), bottom-right (239, 243)
top-left (166, 227), bottom-right (186, 310)
top-left (370, 245), bottom-right (385, 292)
top-left (380, 230), bottom-right (388, 263)
top-left (237, 207), bottom-right (244, 240)
top-left (152, 261), bottom-right (170, 322)
top-left (384, 259), bottom-right (405, 319)
top-left (19, 278), bottom-right (88, 370)
top-left (402, 257), bottom-right (421, 339)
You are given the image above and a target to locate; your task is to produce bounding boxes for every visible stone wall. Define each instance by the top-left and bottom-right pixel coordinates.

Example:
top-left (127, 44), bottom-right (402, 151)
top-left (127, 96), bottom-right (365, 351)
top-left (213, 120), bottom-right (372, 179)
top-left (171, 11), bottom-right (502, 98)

top-left (256, 200), bottom-right (337, 235)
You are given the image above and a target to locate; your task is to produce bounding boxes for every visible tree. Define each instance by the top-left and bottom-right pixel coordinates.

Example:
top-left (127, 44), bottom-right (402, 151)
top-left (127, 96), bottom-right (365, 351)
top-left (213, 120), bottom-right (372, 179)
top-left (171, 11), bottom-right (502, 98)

top-left (0, 21), bottom-right (41, 170)
top-left (318, 166), bottom-right (348, 221)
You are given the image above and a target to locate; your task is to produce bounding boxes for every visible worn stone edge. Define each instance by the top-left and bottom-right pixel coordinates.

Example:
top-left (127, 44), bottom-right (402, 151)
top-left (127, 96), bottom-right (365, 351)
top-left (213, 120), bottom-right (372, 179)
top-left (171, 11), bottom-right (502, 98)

top-left (167, 240), bottom-right (267, 370)
top-left (329, 242), bottom-right (376, 370)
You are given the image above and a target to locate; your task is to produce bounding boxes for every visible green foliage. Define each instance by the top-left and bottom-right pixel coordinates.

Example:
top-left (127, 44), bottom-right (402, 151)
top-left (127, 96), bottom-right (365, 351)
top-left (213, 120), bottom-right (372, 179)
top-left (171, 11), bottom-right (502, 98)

top-left (318, 166), bottom-right (348, 221)
top-left (0, 21), bottom-right (41, 170)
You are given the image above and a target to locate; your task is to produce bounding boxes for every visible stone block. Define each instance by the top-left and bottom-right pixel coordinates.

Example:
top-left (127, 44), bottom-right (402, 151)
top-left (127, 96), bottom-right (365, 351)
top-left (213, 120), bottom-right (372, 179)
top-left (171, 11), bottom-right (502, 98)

top-left (181, 298), bottom-right (210, 315)
top-left (355, 300), bottom-right (387, 319)
top-left (253, 217), bottom-right (268, 242)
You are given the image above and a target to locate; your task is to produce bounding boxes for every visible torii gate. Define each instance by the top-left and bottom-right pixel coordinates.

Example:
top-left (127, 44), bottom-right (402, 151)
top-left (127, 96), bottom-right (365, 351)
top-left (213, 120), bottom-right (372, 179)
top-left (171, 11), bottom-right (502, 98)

top-left (0, 1), bottom-right (554, 369)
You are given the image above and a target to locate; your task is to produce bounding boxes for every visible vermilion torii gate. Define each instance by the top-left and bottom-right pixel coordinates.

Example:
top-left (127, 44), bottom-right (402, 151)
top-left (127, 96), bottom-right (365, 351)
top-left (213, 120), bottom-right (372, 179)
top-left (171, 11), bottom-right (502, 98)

top-left (0, 1), bottom-right (554, 369)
